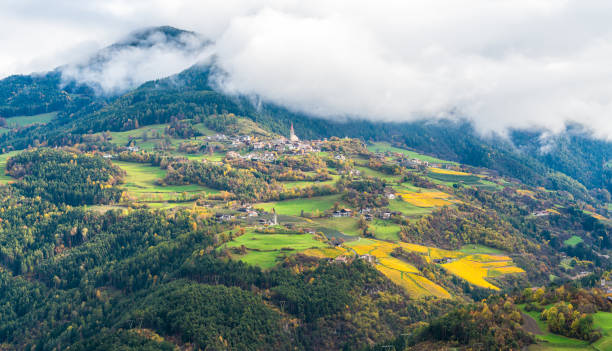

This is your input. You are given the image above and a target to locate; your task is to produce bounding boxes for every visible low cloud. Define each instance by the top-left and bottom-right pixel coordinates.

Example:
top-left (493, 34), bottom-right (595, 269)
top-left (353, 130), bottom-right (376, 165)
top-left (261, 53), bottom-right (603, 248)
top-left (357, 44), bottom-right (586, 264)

top-left (59, 28), bottom-right (212, 95)
top-left (210, 1), bottom-right (612, 138)
top-left (4, 1), bottom-right (612, 137)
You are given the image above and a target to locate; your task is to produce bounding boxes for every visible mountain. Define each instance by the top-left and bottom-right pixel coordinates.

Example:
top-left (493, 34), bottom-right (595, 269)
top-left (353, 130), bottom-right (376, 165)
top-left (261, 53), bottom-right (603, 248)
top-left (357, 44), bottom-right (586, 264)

top-left (0, 26), bottom-right (209, 118)
top-left (0, 26), bottom-right (609, 350)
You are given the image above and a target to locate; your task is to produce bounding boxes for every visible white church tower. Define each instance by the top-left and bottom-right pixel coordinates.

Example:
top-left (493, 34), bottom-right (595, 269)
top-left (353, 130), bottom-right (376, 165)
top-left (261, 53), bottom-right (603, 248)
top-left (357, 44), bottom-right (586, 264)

top-left (289, 123), bottom-right (299, 142)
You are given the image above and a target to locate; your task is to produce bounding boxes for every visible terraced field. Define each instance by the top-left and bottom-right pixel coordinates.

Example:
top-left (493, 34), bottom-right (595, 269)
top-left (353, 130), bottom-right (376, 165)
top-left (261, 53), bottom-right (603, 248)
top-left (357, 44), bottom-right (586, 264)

top-left (441, 254), bottom-right (524, 290)
top-left (343, 238), bottom-right (524, 294)
top-left (395, 189), bottom-right (454, 207)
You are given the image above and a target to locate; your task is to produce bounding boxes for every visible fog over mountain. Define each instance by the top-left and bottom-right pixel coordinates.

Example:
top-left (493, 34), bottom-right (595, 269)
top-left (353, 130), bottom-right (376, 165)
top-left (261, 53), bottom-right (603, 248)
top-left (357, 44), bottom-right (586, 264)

top-left (4, 1), bottom-right (612, 137)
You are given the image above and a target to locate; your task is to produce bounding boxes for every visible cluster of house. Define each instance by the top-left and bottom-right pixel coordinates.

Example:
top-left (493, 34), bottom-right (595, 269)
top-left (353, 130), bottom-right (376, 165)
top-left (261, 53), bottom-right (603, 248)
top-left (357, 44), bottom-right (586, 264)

top-left (332, 253), bottom-right (376, 265)
top-left (226, 151), bottom-right (277, 163)
top-left (358, 207), bottom-right (401, 220)
top-left (206, 124), bottom-right (323, 156)
top-left (252, 138), bottom-right (321, 154)
top-left (330, 207), bottom-right (400, 221)
top-left (213, 204), bottom-right (282, 227)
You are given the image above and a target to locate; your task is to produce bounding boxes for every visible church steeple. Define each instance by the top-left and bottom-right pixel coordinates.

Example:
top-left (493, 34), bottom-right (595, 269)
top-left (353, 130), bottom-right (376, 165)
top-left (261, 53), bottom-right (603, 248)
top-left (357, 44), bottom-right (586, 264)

top-left (289, 122), bottom-right (299, 142)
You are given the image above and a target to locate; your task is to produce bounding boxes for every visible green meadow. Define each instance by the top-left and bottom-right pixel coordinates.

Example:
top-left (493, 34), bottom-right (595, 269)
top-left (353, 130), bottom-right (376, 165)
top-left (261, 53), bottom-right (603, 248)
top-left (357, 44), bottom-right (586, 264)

top-left (387, 198), bottom-right (435, 218)
top-left (102, 122), bottom-right (216, 151)
top-left (564, 235), bottom-right (584, 247)
top-left (368, 142), bottom-right (457, 165)
top-left (0, 150), bottom-right (21, 184)
top-left (223, 231), bottom-right (327, 269)
top-left (113, 161), bottom-right (217, 202)
top-left (520, 305), bottom-right (612, 350)
top-left (459, 244), bottom-right (505, 255)
top-left (313, 217), bottom-right (362, 236)
top-left (426, 171), bottom-right (482, 184)
top-left (592, 312), bottom-right (612, 351)
top-left (5, 112), bottom-right (57, 127)
top-left (255, 194), bottom-right (342, 217)
top-left (369, 219), bottom-right (401, 241)
top-left (355, 165), bottom-right (402, 182)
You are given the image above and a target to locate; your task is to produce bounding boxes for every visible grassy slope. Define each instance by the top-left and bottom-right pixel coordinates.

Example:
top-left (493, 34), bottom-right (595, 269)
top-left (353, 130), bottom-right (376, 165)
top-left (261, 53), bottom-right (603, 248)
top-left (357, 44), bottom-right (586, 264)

top-left (520, 304), bottom-right (603, 351)
top-left (459, 244), bottom-right (506, 255)
top-left (255, 195), bottom-right (342, 216)
top-left (592, 312), bottom-right (612, 351)
top-left (368, 142), bottom-right (457, 165)
top-left (0, 150), bottom-right (21, 184)
top-left (5, 111), bottom-right (57, 127)
top-left (113, 161), bottom-right (217, 203)
top-left (564, 235), bottom-right (584, 247)
top-left (312, 217), bottom-right (362, 236)
top-left (223, 231), bottom-right (327, 269)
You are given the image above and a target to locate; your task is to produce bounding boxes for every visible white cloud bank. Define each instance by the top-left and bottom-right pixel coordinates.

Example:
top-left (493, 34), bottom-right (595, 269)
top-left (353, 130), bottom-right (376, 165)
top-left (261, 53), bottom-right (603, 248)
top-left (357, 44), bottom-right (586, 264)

top-left (3, 0), bottom-right (612, 136)
top-left (60, 29), bottom-right (212, 95)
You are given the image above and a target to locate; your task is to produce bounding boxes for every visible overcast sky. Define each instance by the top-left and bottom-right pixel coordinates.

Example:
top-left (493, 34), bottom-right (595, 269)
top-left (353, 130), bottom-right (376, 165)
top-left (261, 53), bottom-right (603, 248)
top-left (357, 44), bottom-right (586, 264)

top-left (3, 0), bottom-right (612, 136)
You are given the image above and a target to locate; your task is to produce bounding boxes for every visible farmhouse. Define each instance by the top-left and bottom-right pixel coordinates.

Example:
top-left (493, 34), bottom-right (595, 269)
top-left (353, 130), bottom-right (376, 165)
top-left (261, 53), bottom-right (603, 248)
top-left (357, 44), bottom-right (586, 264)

top-left (334, 255), bottom-right (350, 264)
top-left (214, 214), bottom-right (234, 222)
top-left (359, 254), bottom-right (376, 265)
top-left (333, 208), bottom-right (353, 217)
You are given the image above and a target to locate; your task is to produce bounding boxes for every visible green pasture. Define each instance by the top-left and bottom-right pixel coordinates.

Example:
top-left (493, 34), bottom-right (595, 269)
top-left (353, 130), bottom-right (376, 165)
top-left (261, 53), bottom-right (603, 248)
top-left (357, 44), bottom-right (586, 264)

top-left (355, 165), bottom-right (402, 182)
top-left (459, 244), bottom-right (505, 255)
top-left (281, 174), bottom-right (340, 190)
top-left (367, 142), bottom-right (457, 165)
top-left (564, 235), bottom-right (584, 247)
top-left (312, 217), bottom-right (362, 236)
top-left (223, 231), bottom-right (327, 269)
top-left (113, 161), bottom-right (217, 202)
top-left (0, 151), bottom-right (21, 184)
top-left (255, 194), bottom-right (342, 217)
top-left (520, 305), bottom-right (602, 350)
top-left (592, 312), bottom-right (612, 351)
top-left (5, 112), bottom-right (57, 127)
top-left (369, 219), bottom-right (401, 241)
top-left (426, 171), bottom-right (482, 184)
top-left (387, 198), bottom-right (435, 218)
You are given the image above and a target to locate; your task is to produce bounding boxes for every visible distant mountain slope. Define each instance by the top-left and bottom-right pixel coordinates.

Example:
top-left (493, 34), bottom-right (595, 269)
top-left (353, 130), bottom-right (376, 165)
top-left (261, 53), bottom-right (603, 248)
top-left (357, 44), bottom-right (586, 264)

top-left (0, 26), bottom-right (209, 118)
top-left (2, 26), bottom-right (612, 195)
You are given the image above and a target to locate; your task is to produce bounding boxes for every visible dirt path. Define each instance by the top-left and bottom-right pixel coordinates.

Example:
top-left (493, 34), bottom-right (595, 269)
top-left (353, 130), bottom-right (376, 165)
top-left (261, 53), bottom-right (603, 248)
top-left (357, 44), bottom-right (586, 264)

top-left (522, 312), bottom-right (543, 335)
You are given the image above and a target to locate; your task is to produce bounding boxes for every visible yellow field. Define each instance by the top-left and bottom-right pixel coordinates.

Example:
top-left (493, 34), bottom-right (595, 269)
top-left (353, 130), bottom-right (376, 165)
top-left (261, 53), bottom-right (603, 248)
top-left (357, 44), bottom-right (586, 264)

top-left (441, 254), bottom-right (524, 290)
top-left (489, 266), bottom-right (526, 276)
top-left (378, 257), bottom-right (419, 273)
top-left (397, 242), bottom-right (429, 254)
top-left (302, 247), bottom-right (348, 258)
top-left (545, 208), bottom-right (561, 215)
top-left (516, 189), bottom-right (536, 199)
top-left (590, 212), bottom-right (608, 221)
top-left (428, 247), bottom-right (463, 260)
top-left (345, 238), bottom-right (524, 294)
top-left (408, 273), bottom-right (451, 298)
top-left (442, 259), bottom-right (499, 290)
top-left (395, 190), bottom-right (453, 207)
top-left (429, 167), bottom-right (472, 176)
top-left (375, 265), bottom-right (449, 298)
